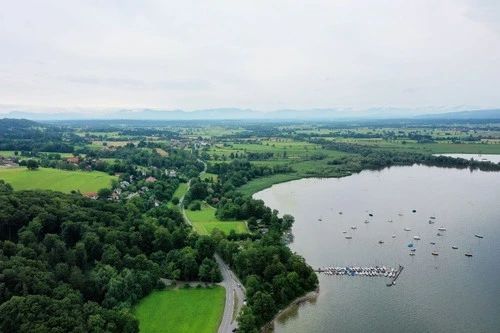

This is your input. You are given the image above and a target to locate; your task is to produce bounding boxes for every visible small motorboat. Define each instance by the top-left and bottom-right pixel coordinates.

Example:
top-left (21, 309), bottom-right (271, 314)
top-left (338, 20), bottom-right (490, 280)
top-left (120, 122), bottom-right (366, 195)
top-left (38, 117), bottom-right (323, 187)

top-left (351, 226), bottom-right (357, 230)
top-left (388, 220), bottom-right (393, 223)
top-left (342, 231), bottom-right (347, 234)
top-left (410, 248), bottom-right (416, 252)
top-left (407, 243), bottom-right (414, 248)
top-left (438, 227), bottom-right (446, 231)
top-left (369, 213), bottom-right (373, 217)
top-left (391, 235), bottom-right (396, 238)
top-left (428, 220), bottom-right (435, 224)
top-left (409, 253), bottom-right (416, 256)
top-left (437, 233), bottom-right (443, 236)
top-left (413, 236), bottom-right (421, 240)
top-left (345, 235), bottom-right (352, 239)
top-left (378, 240), bottom-right (384, 244)
top-left (452, 246), bottom-right (458, 249)
top-left (339, 212), bottom-right (343, 215)
top-left (430, 216), bottom-right (436, 220)
top-left (364, 220), bottom-right (370, 224)
top-left (465, 252), bottom-right (473, 257)
top-left (474, 234), bottom-right (484, 239)
top-left (412, 209), bottom-right (417, 213)
top-left (431, 251), bottom-right (439, 256)
top-left (430, 242), bottom-right (436, 245)
top-left (404, 228), bottom-right (411, 231)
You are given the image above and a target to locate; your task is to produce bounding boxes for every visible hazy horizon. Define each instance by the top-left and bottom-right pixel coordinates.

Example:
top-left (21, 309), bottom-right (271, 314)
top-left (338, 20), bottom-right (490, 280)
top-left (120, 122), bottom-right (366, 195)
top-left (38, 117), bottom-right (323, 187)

top-left (1, 0), bottom-right (500, 113)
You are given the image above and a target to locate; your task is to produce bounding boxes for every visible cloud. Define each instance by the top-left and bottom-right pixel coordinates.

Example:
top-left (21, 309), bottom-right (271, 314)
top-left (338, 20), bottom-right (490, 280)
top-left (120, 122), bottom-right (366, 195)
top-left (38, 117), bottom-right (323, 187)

top-left (59, 75), bottom-right (212, 91)
top-left (0, 0), bottom-right (499, 111)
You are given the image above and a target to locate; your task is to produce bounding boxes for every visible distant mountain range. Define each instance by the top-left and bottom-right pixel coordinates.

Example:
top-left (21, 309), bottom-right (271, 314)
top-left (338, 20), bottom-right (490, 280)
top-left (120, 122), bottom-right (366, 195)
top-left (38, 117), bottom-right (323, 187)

top-left (1, 107), bottom-right (500, 121)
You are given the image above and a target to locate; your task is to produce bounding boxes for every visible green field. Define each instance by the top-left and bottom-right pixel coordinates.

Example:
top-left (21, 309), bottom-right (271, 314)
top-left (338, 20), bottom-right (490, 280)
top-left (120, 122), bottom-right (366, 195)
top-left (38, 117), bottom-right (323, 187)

top-left (186, 202), bottom-right (248, 235)
top-left (200, 172), bottom-right (218, 181)
top-left (134, 287), bottom-right (225, 333)
top-left (0, 167), bottom-right (116, 193)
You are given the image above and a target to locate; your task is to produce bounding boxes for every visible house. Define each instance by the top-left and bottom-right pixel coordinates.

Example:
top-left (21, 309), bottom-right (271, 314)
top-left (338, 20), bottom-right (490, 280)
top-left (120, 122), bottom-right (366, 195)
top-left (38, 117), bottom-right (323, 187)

top-left (167, 169), bottom-right (177, 177)
top-left (120, 181), bottom-right (130, 188)
top-left (114, 188), bottom-right (122, 195)
top-left (145, 176), bottom-right (157, 183)
top-left (66, 157), bottom-right (79, 164)
top-left (83, 192), bottom-right (98, 200)
top-left (126, 192), bottom-right (139, 200)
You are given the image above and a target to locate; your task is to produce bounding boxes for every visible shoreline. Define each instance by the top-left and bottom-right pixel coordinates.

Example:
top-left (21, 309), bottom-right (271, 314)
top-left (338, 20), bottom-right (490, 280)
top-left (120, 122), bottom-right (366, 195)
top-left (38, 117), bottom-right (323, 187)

top-left (261, 289), bottom-right (320, 332)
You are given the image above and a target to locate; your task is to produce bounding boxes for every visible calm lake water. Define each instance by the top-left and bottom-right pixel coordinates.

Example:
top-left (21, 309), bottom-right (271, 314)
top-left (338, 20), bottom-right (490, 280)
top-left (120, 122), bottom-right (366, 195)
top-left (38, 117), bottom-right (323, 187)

top-left (254, 165), bottom-right (500, 333)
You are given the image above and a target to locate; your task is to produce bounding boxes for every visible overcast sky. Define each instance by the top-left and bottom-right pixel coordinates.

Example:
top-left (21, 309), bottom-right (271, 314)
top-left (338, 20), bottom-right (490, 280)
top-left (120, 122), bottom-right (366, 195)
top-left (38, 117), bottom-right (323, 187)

top-left (1, 0), bottom-right (500, 113)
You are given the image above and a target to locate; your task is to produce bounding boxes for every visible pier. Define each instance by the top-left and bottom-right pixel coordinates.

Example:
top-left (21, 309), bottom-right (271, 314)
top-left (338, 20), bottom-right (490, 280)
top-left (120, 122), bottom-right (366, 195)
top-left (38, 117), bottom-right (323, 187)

top-left (386, 265), bottom-right (404, 287)
top-left (314, 265), bottom-right (403, 280)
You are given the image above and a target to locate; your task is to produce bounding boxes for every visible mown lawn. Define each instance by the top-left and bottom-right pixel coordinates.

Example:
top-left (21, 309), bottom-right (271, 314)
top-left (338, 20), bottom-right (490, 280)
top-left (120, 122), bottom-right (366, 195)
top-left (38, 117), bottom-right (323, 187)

top-left (186, 202), bottom-right (248, 235)
top-left (134, 287), bottom-right (225, 333)
top-left (0, 167), bottom-right (116, 193)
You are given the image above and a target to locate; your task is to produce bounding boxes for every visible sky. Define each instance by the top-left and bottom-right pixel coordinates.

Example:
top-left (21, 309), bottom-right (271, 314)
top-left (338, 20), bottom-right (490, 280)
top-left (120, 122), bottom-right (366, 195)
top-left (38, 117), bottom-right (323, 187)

top-left (1, 0), bottom-right (500, 114)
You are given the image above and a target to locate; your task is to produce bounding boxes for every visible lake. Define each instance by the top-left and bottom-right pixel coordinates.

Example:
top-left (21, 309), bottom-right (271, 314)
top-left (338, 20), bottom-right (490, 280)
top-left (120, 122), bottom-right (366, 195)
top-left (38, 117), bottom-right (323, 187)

top-left (254, 165), bottom-right (500, 333)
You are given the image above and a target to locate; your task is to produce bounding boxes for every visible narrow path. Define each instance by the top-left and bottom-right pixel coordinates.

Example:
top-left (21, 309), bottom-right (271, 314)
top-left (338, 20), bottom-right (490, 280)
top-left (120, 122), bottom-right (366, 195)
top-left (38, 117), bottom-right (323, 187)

top-left (179, 159), bottom-right (245, 333)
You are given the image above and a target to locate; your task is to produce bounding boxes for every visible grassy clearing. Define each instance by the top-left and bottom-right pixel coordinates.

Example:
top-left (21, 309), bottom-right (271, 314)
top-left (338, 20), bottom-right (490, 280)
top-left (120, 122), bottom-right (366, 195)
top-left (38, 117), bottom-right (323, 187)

top-left (238, 174), bottom-right (304, 196)
top-left (155, 148), bottom-right (169, 157)
top-left (0, 167), bottom-right (116, 193)
top-left (200, 172), bottom-right (218, 181)
top-left (186, 202), bottom-right (248, 235)
top-left (134, 287), bottom-right (225, 333)
top-left (168, 183), bottom-right (189, 208)
top-left (172, 183), bottom-right (189, 199)
top-left (0, 151), bottom-right (16, 157)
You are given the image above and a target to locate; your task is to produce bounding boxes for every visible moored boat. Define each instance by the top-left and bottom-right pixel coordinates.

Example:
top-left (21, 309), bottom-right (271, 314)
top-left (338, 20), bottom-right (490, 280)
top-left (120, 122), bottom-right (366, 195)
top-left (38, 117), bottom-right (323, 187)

top-left (432, 251), bottom-right (439, 256)
top-left (452, 246), bottom-right (458, 249)
top-left (474, 234), bottom-right (484, 239)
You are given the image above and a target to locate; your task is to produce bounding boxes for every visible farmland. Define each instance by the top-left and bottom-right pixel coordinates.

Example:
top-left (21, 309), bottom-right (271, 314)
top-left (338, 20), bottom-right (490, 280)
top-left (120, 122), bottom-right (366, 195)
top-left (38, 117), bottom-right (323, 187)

top-left (0, 167), bottom-right (116, 193)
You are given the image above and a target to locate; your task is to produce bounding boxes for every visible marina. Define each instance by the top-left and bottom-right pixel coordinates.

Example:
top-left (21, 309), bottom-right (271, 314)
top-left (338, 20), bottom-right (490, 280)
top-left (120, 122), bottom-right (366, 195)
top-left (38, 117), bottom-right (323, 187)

top-left (254, 164), bottom-right (500, 333)
top-left (315, 265), bottom-right (404, 283)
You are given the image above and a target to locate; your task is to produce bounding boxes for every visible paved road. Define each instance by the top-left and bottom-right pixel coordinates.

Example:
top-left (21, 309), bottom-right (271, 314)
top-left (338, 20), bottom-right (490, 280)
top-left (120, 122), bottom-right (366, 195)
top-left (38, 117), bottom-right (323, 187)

top-left (179, 159), bottom-right (245, 333)
top-left (216, 254), bottom-right (245, 333)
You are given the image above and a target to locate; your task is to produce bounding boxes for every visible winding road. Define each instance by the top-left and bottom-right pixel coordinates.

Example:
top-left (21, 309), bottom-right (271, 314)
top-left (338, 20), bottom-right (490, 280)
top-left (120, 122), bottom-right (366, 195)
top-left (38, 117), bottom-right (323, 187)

top-left (179, 159), bottom-right (245, 333)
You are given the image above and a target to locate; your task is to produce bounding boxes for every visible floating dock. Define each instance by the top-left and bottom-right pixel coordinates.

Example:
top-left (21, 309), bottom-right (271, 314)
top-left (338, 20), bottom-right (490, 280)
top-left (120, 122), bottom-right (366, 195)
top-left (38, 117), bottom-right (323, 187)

top-left (386, 265), bottom-right (404, 287)
top-left (315, 265), bottom-right (402, 279)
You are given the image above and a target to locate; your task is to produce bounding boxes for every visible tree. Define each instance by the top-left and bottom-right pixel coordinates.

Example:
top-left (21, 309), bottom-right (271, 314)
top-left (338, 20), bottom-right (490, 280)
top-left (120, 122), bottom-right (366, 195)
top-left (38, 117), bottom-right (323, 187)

top-left (26, 159), bottom-right (39, 170)
top-left (97, 188), bottom-right (113, 199)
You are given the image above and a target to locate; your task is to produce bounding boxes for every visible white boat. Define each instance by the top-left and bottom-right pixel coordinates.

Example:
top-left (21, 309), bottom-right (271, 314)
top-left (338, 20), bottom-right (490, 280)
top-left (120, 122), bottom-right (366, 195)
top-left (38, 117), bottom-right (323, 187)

top-left (413, 236), bottom-right (421, 240)
top-left (391, 235), bottom-right (396, 238)
top-left (438, 227), bottom-right (446, 231)
top-left (404, 228), bottom-right (411, 231)
top-left (452, 246), bottom-right (458, 249)
top-left (342, 231), bottom-right (347, 234)
top-left (409, 253), bottom-right (415, 256)
top-left (351, 226), bottom-right (357, 230)
top-left (474, 234), bottom-right (484, 239)
top-left (345, 235), bottom-right (352, 239)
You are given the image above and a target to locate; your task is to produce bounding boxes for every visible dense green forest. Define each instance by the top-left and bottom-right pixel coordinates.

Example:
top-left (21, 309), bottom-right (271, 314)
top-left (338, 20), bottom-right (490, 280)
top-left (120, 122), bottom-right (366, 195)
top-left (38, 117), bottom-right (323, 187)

top-left (1, 117), bottom-right (500, 333)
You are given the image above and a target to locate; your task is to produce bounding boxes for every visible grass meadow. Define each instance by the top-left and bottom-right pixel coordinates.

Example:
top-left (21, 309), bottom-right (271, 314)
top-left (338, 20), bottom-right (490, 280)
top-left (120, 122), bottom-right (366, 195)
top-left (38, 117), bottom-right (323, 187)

top-left (186, 202), bottom-right (248, 235)
top-left (134, 287), bottom-right (225, 333)
top-left (0, 167), bottom-right (116, 193)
